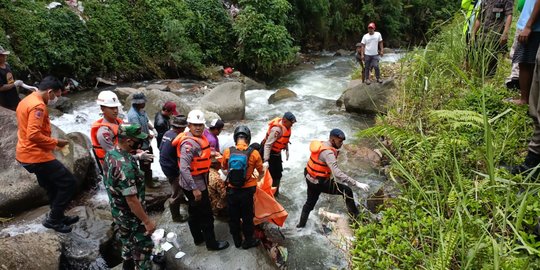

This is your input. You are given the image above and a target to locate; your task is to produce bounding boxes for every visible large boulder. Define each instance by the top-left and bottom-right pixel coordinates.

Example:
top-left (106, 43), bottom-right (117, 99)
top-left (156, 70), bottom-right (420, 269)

top-left (337, 79), bottom-right (395, 114)
top-left (268, 88), bottom-right (297, 104)
top-left (0, 107), bottom-right (97, 216)
top-left (124, 90), bottom-right (192, 121)
top-left (199, 82), bottom-right (245, 121)
top-left (244, 76), bottom-right (267, 90)
top-left (0, 232), bottom-right (61, 269)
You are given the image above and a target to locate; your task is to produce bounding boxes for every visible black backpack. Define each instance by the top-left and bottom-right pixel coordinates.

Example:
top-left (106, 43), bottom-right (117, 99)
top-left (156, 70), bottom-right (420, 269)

top-left (227, 146), bottom-right (255, 187)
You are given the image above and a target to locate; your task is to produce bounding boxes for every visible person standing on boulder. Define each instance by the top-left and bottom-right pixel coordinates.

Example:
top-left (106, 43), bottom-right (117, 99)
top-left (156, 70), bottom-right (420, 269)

top-left (154, 101), bottom-right (179, 149)
top-left (128, 93), bottom-right (160, 188)
top-left (103, 123), bottom-right (156, 269)
top-left (0, 46), bottom-right (21, 111)
top-left (222, 125), bottom-right (264, 249)
top-left (15, 76), bottom-right (79, 233)
top-left (360, 22), bottom-right (384, 85)
top-left (296, 129), bottom-right (370, 228)
top-left (159, 115), bottom-right (189, 222)
top-left (171, 109), bottom-right (229, 251)
top-left (262, 112), bottom-right (296, 198)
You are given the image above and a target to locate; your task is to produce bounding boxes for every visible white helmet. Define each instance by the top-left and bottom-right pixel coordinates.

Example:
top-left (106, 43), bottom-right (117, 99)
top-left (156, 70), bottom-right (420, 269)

top-left (97, 90), bottom-right (122, 108)
top-left (187, 109), bottom-right (206, 124)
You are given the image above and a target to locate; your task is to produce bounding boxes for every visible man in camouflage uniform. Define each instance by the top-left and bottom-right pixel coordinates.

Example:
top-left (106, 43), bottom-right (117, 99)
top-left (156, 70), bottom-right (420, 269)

top-left (104, 123), bottom-right (156, 270)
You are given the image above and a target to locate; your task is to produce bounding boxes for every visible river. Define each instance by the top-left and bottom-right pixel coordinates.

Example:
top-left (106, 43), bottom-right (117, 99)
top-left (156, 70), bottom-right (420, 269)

top-left (47, 53), bottom-right (400, 269)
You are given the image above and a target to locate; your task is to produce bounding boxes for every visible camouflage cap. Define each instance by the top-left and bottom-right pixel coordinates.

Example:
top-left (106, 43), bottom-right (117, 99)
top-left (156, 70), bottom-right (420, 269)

top-left (119, 123), bottom-right (148, 140)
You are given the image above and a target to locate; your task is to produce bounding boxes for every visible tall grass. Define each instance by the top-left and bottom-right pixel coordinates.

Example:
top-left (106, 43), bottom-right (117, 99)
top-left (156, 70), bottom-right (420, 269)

top-left (351, 18), bottom-right (540, 269)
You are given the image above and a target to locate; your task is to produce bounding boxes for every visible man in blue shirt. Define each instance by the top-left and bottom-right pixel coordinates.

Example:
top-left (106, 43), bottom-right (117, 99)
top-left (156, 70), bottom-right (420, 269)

top-left (128, 92), bottom-right (160, 188)
top-left (159, 115), bottom-right (188, 222)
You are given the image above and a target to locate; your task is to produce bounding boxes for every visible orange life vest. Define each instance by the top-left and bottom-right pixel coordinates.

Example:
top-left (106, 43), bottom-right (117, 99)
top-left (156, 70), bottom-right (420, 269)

top-left (173, 133), bottom-right (212, 176)
top-left (305, 140), bottom-right (337, 180)
top-left (90, 118), bottom-right (123, 162)
top-left (264, 117), bottom-right (292, 153)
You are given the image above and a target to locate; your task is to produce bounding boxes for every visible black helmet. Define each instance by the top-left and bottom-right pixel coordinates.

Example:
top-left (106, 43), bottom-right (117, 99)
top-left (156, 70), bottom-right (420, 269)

top-left (233, 125), bottom-right (251, 144)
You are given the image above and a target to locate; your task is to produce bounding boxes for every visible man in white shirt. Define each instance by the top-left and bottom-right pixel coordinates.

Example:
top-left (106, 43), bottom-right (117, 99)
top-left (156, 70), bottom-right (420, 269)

top-left (360, 22), bottom-right (384, 85)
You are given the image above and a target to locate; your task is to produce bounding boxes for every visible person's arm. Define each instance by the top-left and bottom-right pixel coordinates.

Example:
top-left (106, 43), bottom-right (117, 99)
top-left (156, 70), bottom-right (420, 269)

top-left (501, 14), bottom-right (512, 44)
top-left (254, 151), bottom-right (264, 181)
top-left (96, 126), bottom-right (115, 152)
top-left (27, 105), bottom-right (59, 149)
top-left (179, 140), bottom-right (198, 190)
top-left (471, 2), bottom-right (483, 39)
top-left (126, 195), bottom-right (156, 234)
top-left (519, 0), bottom-right (540, 43)
top-left (378, 33), bottom-right (384, 57)
top-left (263, 126), bottom-right (281, 162)
top-left (360, 36), bottom-right (366, 59)
top-left (319, 150), bottom-right (356, 186)
top-left (0, 82), bottom-right (14, 92)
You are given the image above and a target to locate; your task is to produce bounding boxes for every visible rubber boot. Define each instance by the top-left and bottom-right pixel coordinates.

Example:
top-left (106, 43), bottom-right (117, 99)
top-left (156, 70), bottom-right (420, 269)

top-left (43, 216), bottom-right (72, 233)
top-left (144, 173), bottom-right (161, 188)
top-left (296, 206), bottom-right (311, 228)
top-left (170, 200), bottom-right (188, 222)
top-left (232, 234), bottom-right (242, 248)
top-left (242, 238), bottom-right (260, 249)
top-left (511, 151), bottom-right (540, 177)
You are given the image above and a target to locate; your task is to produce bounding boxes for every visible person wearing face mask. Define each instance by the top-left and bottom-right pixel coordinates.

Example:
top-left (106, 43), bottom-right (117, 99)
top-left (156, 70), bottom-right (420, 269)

top-left (296, 129), bottom-right (370, 228)
top-left (171, 109), bottom-right (229, 251)
top-left (103, 123), bottom-right (156, 270)
top-left (15, 75), bottom-right (79, 233)
top-left (128, 92), bottom-right (160, 188)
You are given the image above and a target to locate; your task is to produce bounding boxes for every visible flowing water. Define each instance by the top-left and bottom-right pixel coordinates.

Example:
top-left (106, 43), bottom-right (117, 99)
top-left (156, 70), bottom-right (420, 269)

top-left (46, 53), bottom-right (402, 269)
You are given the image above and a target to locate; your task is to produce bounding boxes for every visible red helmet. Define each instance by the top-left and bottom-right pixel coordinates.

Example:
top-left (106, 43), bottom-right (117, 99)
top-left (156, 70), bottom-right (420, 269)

top-left (368, 22), bottom-right (376, 29)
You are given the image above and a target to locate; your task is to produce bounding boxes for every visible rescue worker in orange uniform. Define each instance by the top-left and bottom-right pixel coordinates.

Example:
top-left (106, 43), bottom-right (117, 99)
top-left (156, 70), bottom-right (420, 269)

top-left (262, 112), bottom-right (296, 197)
top-left (221, 126), bottom-right (264, 249)
top-left (15, 76), bottom-right (79, 233)
top-left (296, 129), bottom-right (370, 228)
top-left (171, 109), bottom-right (229, 251)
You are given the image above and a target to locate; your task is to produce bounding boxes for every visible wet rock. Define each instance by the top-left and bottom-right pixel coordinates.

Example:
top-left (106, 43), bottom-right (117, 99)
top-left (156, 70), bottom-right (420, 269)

top-left (125, 90), bottom-right (191, 121)
top-left (50, 96), bottom-right (73, 113)
top-left (347, 79), bottom-right (364, 89)
top-left (231, 71), bottom-right (242, 77)
top-left (337, 79), bottom-right (395, 114)
top-left (60, 206), bottom-right (115, 269)
top-left (244, 76), bottom-right (267, 90)
top-left (0, 232), bottom-right (61, 269)
top-left (145, 182), bottom-right (172, 212)
top-left (157, 209), bottom-right (278, 270)
top-left (334, 49), bottom-right (353, 56)
top-left (166, 82), bottom-right (183, 92)
top-left (268, 88), bottom-right (297, 104)
top-left (0, 107), bottom-right (98, 216)
top-left (199, 82), bottom-right (245, 121)
top-left (146, 84), bottom-right (168, 91)
top-left (342, 144), bottom-right (382, 168)
top-left (114, 87), bottom-right (139, 101)
top-left (366, 188), bottom-right (386, 213)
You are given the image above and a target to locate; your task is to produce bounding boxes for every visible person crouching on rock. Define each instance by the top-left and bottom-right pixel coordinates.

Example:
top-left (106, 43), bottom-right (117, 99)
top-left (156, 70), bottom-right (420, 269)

top-left (296, 129), bottom-right (370, 228)
top-left (103, 123), bottom-right (156, 269)
top-left (172, 109), bottom-right (229, 251)
top-left (16, 75), bottom-right (79, 233)
top-left (221, 126), bottom-right (264, 249)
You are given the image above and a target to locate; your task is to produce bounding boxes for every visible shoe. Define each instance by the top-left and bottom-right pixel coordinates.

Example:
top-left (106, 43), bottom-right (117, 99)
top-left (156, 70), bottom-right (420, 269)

top-left (506, 78), bottom-right (520, 90)
top-left (207, 240), bottom-right (229, 251)
top-left (377, 79), bottom-right (383, 83)
top-left (43, 218), bottom-right (72, 233)
top-left (194, 238), bottom-right (205, 246)
top-left (511, 151), bottom-right (540, 176)
top-left (62, 215), bottom-right (80, 225)
top-left (365, 79), bottom-right (371, 85)
top-left (296, 207), bottom-right (311, 228)
top-left (242, 238), bottom-right (260, 249)
top-left (232, 234), bottom-right (242, 248)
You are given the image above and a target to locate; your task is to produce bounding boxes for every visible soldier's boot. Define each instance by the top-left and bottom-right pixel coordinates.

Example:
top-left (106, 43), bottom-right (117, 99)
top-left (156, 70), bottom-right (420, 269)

top-left (296, 206), bottom-right (311, 228)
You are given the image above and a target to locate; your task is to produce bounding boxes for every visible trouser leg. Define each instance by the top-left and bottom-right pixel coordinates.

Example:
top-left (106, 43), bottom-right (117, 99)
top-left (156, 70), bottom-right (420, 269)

top-left (119, 222), bottom-right (153, 270)
top-left (183, 188), bottom-right (205, 243)
top-left (297, 178), bottom-right (322, 227)
top-left (373, 56), bottom-right (381, 79)
top-left (364, 56), bottom-right (372, 80)
top-left (324, 179), bottom-right (359, 217)
top-left (269, 154), bottom-right (283, 196)
top-left (227, 188), bottom-right (242, 240)
top-left (239, 187), bottom-right (256, 241)
top-left (184, 189), bottom-right (217, 247)
top-left (529, 49), bottom-right (540, 154)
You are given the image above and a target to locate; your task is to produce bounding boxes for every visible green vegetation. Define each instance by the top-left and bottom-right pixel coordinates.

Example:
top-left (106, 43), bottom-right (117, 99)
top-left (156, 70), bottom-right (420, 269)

top-left (0, 0), bottom-right (458, 83)
top-left (352, 18), bottom-right (540, 268)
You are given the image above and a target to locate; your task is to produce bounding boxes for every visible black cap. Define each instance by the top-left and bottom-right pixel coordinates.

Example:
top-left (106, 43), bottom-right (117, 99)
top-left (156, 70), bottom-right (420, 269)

top-left (283, 112), bottom-right (296, 123)
top-left (209, 119), bottom-right (225, 129)
top-left (330, 128), bottom-right (346, 140)
top-left (171, 115), bottom-right (188, 128)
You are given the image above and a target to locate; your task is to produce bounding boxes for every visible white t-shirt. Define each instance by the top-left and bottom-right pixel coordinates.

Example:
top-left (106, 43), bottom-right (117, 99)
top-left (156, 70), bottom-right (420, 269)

top-left (361, 32), bottom-right (383, 56)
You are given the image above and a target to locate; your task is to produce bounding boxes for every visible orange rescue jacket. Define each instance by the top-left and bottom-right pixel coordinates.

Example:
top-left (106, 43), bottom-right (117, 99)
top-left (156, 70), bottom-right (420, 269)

top-left (90, 117), bottom-right (123, 162)
top-left (15, 92), bottom-right (58, 163)
top-left (305, 140), bottom-right (337, 180)
top-left (173, 133), bottom-right (212, 176)
top-left (264, 117), bottom-right (291, 153)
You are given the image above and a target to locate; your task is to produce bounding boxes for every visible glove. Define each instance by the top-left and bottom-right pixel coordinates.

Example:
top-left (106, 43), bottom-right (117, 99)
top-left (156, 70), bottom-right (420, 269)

top-left (355, 181), bottom-right (369, 192)
top-left (262, 162), bottom-right (269, 171)
top-left (218, 169), bottom-right (227, 181)
top-left (14, 80), bottom-right (23, 87)
top-left (285, 149), bottom-right (289, 161)
top-left (136, 150), bottom-right (154, 161)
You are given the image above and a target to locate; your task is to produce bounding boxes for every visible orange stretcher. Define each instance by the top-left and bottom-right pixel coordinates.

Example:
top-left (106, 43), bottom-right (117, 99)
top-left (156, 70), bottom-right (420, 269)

top-left (253, 170), bottom-right (288, 227)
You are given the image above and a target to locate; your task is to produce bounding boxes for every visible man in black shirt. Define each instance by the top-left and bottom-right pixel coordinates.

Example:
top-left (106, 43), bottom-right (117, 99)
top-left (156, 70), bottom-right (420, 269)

top-left (154, 101), bottom-right (179, 148)
top-left (0, 46), bottom-right (20, 111)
